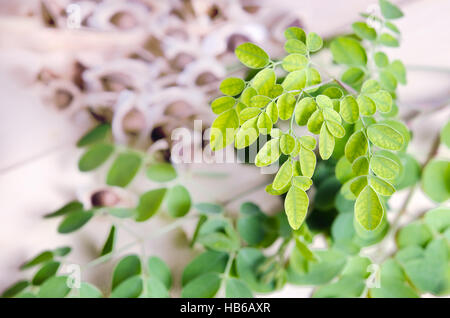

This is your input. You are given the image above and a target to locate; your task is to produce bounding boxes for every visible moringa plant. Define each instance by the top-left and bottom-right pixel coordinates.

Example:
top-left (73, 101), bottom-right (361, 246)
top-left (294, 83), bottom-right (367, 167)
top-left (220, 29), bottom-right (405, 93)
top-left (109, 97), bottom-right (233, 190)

top-left (2, 0), bottom-right (449, 299)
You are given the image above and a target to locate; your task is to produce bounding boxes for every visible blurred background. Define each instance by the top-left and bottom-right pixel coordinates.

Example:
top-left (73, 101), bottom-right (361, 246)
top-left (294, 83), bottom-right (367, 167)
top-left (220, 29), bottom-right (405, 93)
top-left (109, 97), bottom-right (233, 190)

top-left (0, 0), bottom-right (449, 297)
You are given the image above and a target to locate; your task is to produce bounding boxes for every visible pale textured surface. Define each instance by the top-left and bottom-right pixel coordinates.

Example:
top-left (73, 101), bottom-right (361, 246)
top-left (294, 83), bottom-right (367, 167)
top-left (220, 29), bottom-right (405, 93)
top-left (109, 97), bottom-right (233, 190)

top-left (0, 0), bottom-right (449, 298)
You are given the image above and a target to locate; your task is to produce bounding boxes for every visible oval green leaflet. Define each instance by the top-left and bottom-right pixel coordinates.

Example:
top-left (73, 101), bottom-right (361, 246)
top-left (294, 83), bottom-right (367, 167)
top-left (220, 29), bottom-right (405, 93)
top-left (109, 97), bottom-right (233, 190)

top-left (251, 95), bottom-right (272, 108)
top-left (135, 188), bottom-right (167, 221)
top-left (257, 112), bottom-right (272, 135)
top-left (58, 211), bottom-right (93, 234)
top-left (339, 95), bottom-right (359, 123)
top-left (357, 95), bottom-right (376, 116)
top-left (235, 42), bottom-right (270, 69)
top-left (273, 160), bottom-right (293, 190)
top-left (367, 124), bottom-right (403, 151)
top-left (251, 68), bottom-right (276, 96)
top-left (282, 53), bottom-right (308, 72)
top-left (374, 52), bottom-right (389, 68)
top-left (280, 134), bottom-right (296, 155)
top-left (350, 175), bottom-right (368, 197)
top-left (295, 97), bottom-right (317, 126)
top-left (326, 120), bottom-right (345, 138)
top-left (378, 33), bottom-right (399, 47)
top-left (277, 93), bottom-right (296, 120)
top-left (355, 186), bottom-right (384, 231)
top-left (106, 152), bottom-right (142, 187)
top-left (255, 139), bottom-right (281, 167)
top-left (366, 90), bottom-right (392, 113)
top-left (240, 87), bottom-right (257, 106)
top-left (330, 37), bottom-right (367, 66)
top-left (319, 124), bottom-right (335, 160)
top-left (299, 146), bottom-right (316, 178)
top-left (352, 22), bottom-right (377, 41)
top-left (306, 32), bottom-right (323, 52)
top-left (285, 186), bottom-right (309, 230)
top-left (352, 156), bottom-right (369, 176)
top-left (282, 70), bottom-right (306, 91)
top-left (210, 108), bottom-right (239, 151)
top-left (167, 185), bottom-right (191, 218)
top-left (284, 39), bottom-right (307, 55)
top-left (265, 101), bottom-right (278, 124)
top-left (220, 77), bottom-right (245, 96)
top-left (78, 143), bottom-right (114, 172)
top-left (284, 26), bottom-right (306, 42)
top-left (370, 155), bottom-right (400, 179)
top-left (298, 135), bottom-right (317, 150)
top-left (239, 107), bottom-right (261, 124)
top-left (235, 117), bottom-right (259, 149)
top-left (307, 110), bottom-right (324, 134)
top-left (211, 96), bottom-right (235, 114)
top-left (369, 176), bottom-right (395, 196)
top-left (345, 130), bottom-right (368, 163)
top-left (292, 176), bottom-right (313, 191)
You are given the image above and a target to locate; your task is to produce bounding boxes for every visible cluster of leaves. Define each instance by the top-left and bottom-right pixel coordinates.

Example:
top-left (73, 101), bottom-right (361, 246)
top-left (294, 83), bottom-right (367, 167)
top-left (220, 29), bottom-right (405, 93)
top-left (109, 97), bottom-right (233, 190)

top-left (210, 0), bottom-right (410, 234)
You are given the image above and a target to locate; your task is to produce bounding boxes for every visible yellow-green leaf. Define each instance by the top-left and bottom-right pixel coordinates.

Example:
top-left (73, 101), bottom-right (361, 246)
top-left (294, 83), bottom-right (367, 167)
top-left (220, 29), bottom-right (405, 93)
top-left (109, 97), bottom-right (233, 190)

top-left (369, 176), bottom-right (395, 196)
top-left (257, 112), bottom-right (272, 135)
top-left (273, 160), bottom-right (293, 190)
top-left (284, 27), bottom-right (306, 42)
top-left (306, 32), bottom-right (323, 52)
top-left (292, 176), bottom-right (313, 191)
top-left (280, 134), bottom-right (296, 155)
top-left (251, 68), bottom-right (276, 96)
top-left (357, 95), bottom-right (376, 116)
top-left (295, 97), bottom-right (317, 126)
top-left (350, 176), bottom-right (368, 196)
top-left (340, 96), bottom-right (359, 123)
top-left (345, 130), bottom-right (368, 163)
top-left (239, 107), bottom-right (260, 124)
top-left (307, 110), bottom-right (324, 134)
top-left (352, 156), bottom-right (369, 176)
top-left (300, 146), bottom-right (316, 178)
top-left (319, 124), bottom-right (335, 159)
top-left (211, 96), bottom-right (235, 114)
top-left (355, 186), bottom-right (384, 231)
top-left (299, 135), bottom-right (317, 150)
top-left (285, 186), bottom-right (309, 230)
top-left (235, 43), bottom-right (269, 69)
top-left (367, 124), bottom-right (403, 151)
top-left (326, 120), bottom-right (345, 138)
top-left (235, 117), bottom-right (259, 149)
top-left (284, 39), bottom-right (307, 55)
top-left (277, 93), bottom-right (296, 120)
top-left (255, 139), bottom-right (281, 167)
top-left (282, 54), bottom-right (308, 72)
top-left (210, 108), bottom-right (239, 151)
top-left (220, 77), bottom-right (245, 96)
top-left (316, 95), bottom-right (333, 109)
top-left (265, 101), bottom-right (278, 124)
top-left (281, 70), bottom-right (306, 91)
top-left (370, 155), bottom-right (400, 179)
top-left (366, 90), bottom-right (392, 113)
top-left (240, 87), bottom-right (257, 106)
top-left (250, 95), bottom-right (272, 108)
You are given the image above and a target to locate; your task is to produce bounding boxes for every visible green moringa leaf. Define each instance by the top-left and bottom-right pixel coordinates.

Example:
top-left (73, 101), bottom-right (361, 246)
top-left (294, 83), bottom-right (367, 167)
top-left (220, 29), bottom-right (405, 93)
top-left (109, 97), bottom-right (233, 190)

top-left (166, 185), bottom-right (191, 218)
top-left (277, 93), bottom-right (296, 120)
top-left (352, 22), bottom-right (376, 40)
top-left (284, 39), bottom-right (307, 55)
top-left (106, 152), bottom-right (142, 187)
top-left (292, 176), bottom-right (313, 191)
top-left (284, 27), bottom-right (306, 42)
top-left (251, 68), bottom-right (276, 96)
top-left (339, 96), bottom-right (359, 123)
top-left (235, 43), bottom-right (270, 69)
top-left (379, 0), bottom-right (404, 19)
top-left (307, 110), bottom-right (324, 134)
top-left (345, 130), bottom-right (368, 163)
top-left (220, 77), bottom-right (245, 96)
top-left (211, 96), bottom-right (235, 114)
top-left (100, 225), bottom-right (116, 256)
top-left (367, 124), bottom-right (403, 151)
top-left (370, 155), bottom-right (400, 179)
top-left (255, 139), bottom-right (281, 167)
top-left (58, 211), bottom-right (93, 234)
top-left (181, 273), bottom-right (221, 298)
top-left (225, 278), bottom-right (253, 298)
top-left (285, 186), bottom-right (309, 230)
top-left (273, 160), bottom-right (293, 190)
top-left (135, 188), bottom-right (167, 222)
top-left (378, 33), bottom-right (399, 47)
top-left (295, 97), bottom-right (317, 126)
top-left (265, 102), bottom-right (278, 124)
top-left (319, 125), bottom-right (335, 160)
top-left (355, 186), bottom-right (384, 230)
top-left (282, 54), bottom-right (308, 72)
top-left (210, 108), bottom-right (239, 151)
top-left (77, 123), bottom-right (111, 147)
top-left (330, 37), bottom-right (367, 66)
top-left (78, 143), bottom-right (114, 172)
top-left (282, 70), bottom-right (306, 91)
top-left (112, 255), bottom-right (141, 290)
top-left (306, 32), bottom-right (323, 52)
top-left (280, 134), bottom-right (296, 155)
top-left (299, 146), bottom-right (316, 178)
top-left (257, 112), bottom-right (273, 135)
